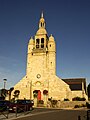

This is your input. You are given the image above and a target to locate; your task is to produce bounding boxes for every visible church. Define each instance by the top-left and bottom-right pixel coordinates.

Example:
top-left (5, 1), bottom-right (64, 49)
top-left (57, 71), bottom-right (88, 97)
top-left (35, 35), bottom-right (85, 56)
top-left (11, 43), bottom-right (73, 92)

top-left (12, 13), bottom-right (87, 101)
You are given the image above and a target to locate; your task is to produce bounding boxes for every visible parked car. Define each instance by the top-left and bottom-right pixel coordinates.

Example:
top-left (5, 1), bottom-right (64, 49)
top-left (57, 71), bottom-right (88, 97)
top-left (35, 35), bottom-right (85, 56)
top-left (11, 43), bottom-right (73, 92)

top-left (0, 100), bottom-right (10, 112)
top-left (9, 99), bottom-right (34, 112)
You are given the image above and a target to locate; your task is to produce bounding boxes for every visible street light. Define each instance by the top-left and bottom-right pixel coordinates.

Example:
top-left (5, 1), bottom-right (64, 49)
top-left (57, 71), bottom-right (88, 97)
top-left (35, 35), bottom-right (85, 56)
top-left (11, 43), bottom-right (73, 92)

top-left (3, 79), bottom-right (7, 89)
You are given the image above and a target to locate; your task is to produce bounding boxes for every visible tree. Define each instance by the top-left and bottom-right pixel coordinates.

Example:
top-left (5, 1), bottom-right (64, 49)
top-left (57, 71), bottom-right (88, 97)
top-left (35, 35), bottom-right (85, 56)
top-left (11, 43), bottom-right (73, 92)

top-left (8, 87), bottom-right (14, 101)
top-left (13, 90), bottom-right (20, 99)
top-left (0, 89), bottom-right (8, 100)
top-left (33, 90), bottom-right (38, 98)
top-left (33, 90), bottom-right (38, 107)
top-left (43, 90), bottom-right (48, 95)
top-left (87, 83), bottom-right (90, 100)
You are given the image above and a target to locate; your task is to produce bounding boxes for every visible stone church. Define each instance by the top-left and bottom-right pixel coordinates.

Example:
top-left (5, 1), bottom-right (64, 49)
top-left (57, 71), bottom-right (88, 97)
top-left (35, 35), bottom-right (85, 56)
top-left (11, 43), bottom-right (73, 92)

top-left (12, 13), bottom-right (87, 101)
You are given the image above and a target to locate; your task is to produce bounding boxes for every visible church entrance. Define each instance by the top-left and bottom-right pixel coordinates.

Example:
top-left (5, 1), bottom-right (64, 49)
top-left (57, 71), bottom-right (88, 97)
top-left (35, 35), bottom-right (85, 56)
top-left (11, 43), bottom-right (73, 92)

top-left (37, 90), bottom-right (41, 100)
top-left (33, 90), bottom-right (41, 100)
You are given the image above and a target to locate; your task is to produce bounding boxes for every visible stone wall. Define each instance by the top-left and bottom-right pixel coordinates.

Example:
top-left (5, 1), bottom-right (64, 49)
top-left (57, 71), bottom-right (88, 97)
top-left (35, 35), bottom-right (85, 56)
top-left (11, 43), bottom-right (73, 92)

top-left (54, 101), bottom-right (86, 108)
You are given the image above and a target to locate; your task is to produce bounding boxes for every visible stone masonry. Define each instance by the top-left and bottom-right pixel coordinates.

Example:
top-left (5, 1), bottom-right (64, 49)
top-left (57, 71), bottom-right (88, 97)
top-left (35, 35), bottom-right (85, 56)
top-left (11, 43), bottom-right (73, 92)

top-left (11, 12), bottom-right (87, 102)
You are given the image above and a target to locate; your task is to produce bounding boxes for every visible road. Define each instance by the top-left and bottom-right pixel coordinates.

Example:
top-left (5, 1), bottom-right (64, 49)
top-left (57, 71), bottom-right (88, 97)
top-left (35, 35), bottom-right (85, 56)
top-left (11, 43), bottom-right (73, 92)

top-left (0, 108), bottom-right (88, 120)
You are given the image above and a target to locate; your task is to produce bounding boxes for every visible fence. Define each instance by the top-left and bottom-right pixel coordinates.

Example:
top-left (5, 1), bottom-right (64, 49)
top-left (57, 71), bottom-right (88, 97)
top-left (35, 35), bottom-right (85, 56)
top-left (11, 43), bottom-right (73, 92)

top-left (0, 105), bottom-right (32, 119)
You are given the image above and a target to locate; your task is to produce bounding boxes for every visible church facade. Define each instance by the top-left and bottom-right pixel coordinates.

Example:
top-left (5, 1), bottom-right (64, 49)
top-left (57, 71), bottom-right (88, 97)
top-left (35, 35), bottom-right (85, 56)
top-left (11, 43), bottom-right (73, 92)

top-left (12, 13), bottom-right (87, 101)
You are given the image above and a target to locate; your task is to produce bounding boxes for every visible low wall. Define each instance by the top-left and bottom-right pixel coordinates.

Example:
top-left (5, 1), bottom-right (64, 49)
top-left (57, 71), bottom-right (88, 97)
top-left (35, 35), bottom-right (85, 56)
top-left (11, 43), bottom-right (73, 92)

top-left (47, 101), bottom-right (86, 108)
top-left (57, 101), bottom-right (86, 108)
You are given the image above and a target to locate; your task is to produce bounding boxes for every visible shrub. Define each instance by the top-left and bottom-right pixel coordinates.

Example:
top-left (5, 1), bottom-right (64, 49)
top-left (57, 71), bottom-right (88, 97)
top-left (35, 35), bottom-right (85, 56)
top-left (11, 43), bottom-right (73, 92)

top-left (74, 104), bottom-right (86, 108)
top-left (72, 97), bottom-right (81, 101)
top-left (38, 100), bottom-right (44, 104)
top-left (81, 97), bottom-right (86, 101)
top-left (81, 104), bottom-right (86, 107)
top-left (74, 105), bottom-right (80, 108)
top-left (48, 97), bottom-right (52, 101)
top-left (48, 98), bottom-right (58, 107)
top-left (64, 98), bottom-right (69, 101)
top-left (72, 97), bottom-right (86, 101)
top-left (51, 100), bottom-right (58, 107)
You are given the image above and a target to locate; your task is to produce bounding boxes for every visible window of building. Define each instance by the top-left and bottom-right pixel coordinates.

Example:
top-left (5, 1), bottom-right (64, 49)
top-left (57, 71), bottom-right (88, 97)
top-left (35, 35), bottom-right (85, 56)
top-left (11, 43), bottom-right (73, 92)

top-left (70, 84), bottom-right (82, 91)
top-left (50, 44), bottom-right (51, 47)
top-left (36, 39), bottom-right (39, 48)
top-left (41, 38), bottom-right (44, 48)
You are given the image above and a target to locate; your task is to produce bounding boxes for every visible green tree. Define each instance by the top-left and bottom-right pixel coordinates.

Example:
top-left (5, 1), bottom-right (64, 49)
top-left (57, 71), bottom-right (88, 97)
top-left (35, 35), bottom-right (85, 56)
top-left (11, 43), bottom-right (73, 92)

top-left (13, 90), bottom-right (20, 99)
top-left (33, 90), bottom-right (38, 98)
top-left (43, 90), bottom-right (48, 95)
top-left (8, 87), bottom-right (14, 101)
top-left (0, 89), bottom-right (8, 100)
top-left (87, 83), bottom-right (90, 100)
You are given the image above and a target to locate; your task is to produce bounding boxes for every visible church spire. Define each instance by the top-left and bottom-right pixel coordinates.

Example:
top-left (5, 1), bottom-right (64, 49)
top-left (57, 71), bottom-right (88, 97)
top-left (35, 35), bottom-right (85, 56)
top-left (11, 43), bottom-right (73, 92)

top-left (41, 11), bottom-right (43, 18)
top-left (39, 12), bottom-right (45, 28)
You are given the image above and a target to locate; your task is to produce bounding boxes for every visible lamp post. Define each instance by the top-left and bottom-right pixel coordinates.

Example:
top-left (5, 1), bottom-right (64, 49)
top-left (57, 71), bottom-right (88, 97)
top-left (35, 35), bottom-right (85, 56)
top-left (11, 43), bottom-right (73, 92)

top-left (3, 79), bottom-right (7, 89)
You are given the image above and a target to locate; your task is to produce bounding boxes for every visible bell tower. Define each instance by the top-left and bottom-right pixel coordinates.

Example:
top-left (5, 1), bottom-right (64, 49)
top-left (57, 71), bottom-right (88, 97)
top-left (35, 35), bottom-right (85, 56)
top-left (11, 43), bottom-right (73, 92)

top-left (26, 12), bottom-right (56, 77)
top-left (26, 12), bottom-right (56, 96)
top-left (39, 12), bottom-right (45, 29)
top-left (34, 12), bottom-right (48, 50)
top-left (26, 12), bottom-right (49, 77)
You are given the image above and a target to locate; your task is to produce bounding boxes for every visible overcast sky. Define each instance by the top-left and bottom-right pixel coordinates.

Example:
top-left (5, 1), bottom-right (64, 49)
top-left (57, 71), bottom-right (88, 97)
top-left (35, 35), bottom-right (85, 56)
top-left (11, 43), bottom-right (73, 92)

top-left (0, 0), bottom-right (90, 89)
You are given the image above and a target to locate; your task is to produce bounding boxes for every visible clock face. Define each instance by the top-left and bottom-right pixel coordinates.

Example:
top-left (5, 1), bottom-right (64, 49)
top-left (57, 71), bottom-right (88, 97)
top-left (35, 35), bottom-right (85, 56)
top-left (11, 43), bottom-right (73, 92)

top-left (37, 74), bottom-right (41, 79)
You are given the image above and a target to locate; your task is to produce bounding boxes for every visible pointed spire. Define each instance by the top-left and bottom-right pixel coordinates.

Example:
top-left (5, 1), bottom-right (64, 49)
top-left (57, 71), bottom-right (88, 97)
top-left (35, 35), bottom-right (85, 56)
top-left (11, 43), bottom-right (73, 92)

top-left (41, 11), bottom-right (43, 18)
top-left (39, 11), bottom-right (45, 29)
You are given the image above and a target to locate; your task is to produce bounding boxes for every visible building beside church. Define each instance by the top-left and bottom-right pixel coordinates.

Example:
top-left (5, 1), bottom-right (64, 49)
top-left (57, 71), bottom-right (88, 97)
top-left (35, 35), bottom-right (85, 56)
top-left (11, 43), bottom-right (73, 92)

top-left (62, 78), bottom-right (87, 99)
top-left (11, 13), bottom-right (87, 101)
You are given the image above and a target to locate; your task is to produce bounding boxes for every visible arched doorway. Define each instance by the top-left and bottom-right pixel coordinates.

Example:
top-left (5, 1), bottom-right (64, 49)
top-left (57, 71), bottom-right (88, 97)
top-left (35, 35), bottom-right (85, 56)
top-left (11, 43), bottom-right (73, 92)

top-left (37, 90), bottom-right (41, 100)
top-left (33, 90), bottom-right (41, 100)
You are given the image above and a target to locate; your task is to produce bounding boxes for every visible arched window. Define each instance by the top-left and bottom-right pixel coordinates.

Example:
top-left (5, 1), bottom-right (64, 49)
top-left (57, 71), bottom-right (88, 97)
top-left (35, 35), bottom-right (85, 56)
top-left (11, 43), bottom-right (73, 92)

top-left (36, 39), bottom-right (39, 48)
top-left (41, 23), bottom-right (42, 27)
top-left (41, 38), bottom-right (44, 48)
